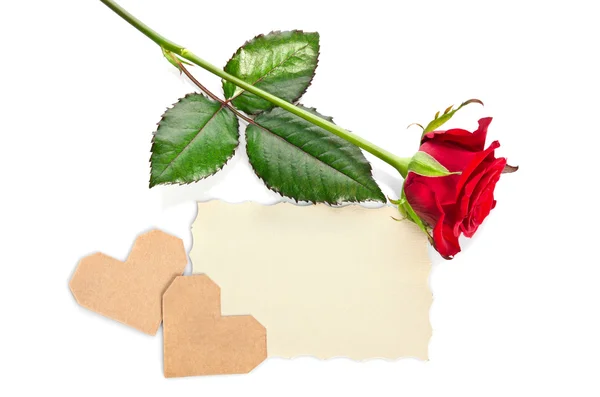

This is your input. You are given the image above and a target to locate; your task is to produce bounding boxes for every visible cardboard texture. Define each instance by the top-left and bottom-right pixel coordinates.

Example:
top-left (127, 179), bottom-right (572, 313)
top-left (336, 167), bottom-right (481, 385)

top-left (69, 229), bottom-right (187, 335)
top-left (191, 201), bottom-right (432, 360)
top-left (163, 275), bottom-right (267, 377)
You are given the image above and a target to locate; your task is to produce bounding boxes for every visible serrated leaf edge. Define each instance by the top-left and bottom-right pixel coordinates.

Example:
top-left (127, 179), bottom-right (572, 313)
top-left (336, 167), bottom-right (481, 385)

top-left (245, 104), bottom-right (386, 205)
top-left (149, 93), bottom-right (240, 187)
top-left (222, 30), bottom-right (320, 113)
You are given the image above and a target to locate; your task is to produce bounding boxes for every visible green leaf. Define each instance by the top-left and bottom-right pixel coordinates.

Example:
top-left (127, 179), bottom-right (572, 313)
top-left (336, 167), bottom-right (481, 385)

top-left (423, 99), bottom-right (484, 134)
top-left (150, 93), bottom-right (239, 187)
top-left (408, 151), bottom-right (460, 177)
top-left (246, 106), bottom-right (385, 204)
top-left (223, 31), bottom-right (319, 115)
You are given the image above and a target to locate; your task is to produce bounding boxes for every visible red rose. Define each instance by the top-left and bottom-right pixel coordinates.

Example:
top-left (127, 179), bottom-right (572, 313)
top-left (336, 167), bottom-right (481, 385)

top-left (403, 117), bottom-right (511, 259)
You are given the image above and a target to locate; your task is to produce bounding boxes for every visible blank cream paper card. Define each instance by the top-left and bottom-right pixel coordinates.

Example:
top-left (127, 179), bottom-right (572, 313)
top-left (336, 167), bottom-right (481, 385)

top-left (191, 201), bottom-right (432, 360)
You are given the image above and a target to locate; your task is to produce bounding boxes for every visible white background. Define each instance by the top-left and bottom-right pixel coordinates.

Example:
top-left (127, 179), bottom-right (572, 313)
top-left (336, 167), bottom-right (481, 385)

top-left (1, 0), bottom-right (599, 395)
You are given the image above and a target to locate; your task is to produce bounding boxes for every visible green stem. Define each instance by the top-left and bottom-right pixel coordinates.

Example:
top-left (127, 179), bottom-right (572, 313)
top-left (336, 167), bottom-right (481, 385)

top-left (99, 0), bottom-right (409, 177)
top-left (178, 62), bottom-right (258, 126)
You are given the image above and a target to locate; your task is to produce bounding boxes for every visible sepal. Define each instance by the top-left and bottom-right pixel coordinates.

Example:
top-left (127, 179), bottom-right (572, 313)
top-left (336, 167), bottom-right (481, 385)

top-left (394, 188), bottom-right (434, 244)
top-left (408, 151), bottom-right (460, 177)
top-left (422, 99), bottom-right (484, 134)
top-left (162, 48), bottom-right (192, 73)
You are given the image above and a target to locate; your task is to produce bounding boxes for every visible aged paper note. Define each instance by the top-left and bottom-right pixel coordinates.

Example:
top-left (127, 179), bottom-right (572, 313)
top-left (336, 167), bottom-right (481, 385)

top-left (191, 201), bottom-right (431, 360)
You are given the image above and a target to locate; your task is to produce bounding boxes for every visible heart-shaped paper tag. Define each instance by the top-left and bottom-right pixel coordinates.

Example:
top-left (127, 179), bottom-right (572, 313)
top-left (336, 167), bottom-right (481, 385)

top-left (69, 229), bottom-right (187, 335)
top-left (163, 275), bottom-right (267, 377)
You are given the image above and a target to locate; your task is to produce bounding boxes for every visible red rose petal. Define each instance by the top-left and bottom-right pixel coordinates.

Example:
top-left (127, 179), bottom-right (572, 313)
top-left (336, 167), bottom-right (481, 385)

top-left (469, 158), bottom-right (506, 212)
top-left (461, 158), bottom-right (505, 237)
top-left (420, 140), bottom-right (478, 172)
top-left (404, 177), bottom-right (442, 226)
top-left (422, 117), bottom-right (492, 152)
top-left (404, 178), bottom-right (461, 258)
top-left (455, 140), bottom-right (501, 197)
top-left (455, 162), bottom-right (490, 235)
top-left (432, 194), bottom-right (461, 259)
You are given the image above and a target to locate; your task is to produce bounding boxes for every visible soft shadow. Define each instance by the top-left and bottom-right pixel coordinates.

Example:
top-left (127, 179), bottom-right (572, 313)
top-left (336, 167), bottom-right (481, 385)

top-left (371, 166), bottom-right (404, 199)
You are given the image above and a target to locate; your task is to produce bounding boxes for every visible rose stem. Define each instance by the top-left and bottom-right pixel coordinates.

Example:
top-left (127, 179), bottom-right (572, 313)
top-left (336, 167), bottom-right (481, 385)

top-left (99, 0), bottom-right (410, 178)
top-left (178, 64), bottom-right (257, 126)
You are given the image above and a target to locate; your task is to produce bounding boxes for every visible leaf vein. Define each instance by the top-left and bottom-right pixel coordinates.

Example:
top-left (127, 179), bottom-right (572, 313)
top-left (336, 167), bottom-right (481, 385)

top-left (154, 104), bottom-right (226, 182)
top-left (254, 122), bottom-right (380, 196)
top-left (230, 43), bottom-right (312, 102)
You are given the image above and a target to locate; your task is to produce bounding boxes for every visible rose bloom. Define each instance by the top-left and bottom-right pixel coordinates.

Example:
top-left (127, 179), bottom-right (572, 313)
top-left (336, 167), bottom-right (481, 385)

top-left (403, 117), bottom-right (513, 259)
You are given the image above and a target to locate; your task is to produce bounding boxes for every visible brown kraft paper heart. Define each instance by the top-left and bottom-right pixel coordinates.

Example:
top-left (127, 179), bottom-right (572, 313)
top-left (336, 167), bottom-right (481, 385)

top-left (162, 275), bottom-right (267, 377)
top-left (69, 229), bottom-right (188, 335)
